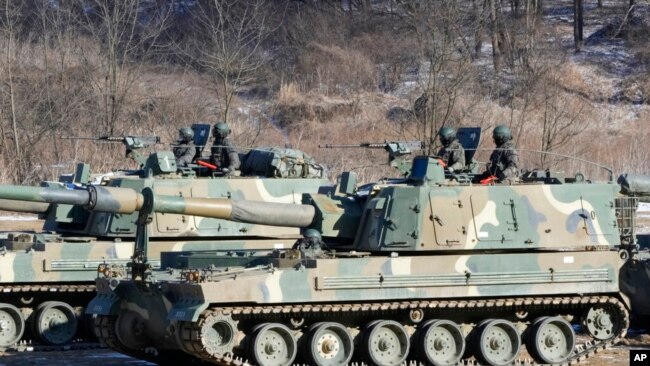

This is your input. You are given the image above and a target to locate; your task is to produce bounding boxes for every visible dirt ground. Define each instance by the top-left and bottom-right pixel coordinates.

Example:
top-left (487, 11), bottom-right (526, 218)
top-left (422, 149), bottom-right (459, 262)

top-left (0, 335), bottom-right (649, 366)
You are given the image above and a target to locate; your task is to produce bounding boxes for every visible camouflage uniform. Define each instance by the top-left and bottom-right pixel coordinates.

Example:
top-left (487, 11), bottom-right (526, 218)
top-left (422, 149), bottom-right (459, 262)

top-left (211, 137), bottom-right (241, 173)
top-left (487, 141), bottom-right (519, 180)
top-left (173, 142), bottom-right (195, 167)
top-left (437, 139), bottom-right (466, 171)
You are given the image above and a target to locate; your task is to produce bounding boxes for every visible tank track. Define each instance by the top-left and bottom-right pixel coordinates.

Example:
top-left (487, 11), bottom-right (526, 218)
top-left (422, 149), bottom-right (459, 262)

top-left (0, 283), bottom-right (97, 345)
top-left (177, 295), bottom-right (628, 366)
top-left (94, 315), bottom-right (206, 365)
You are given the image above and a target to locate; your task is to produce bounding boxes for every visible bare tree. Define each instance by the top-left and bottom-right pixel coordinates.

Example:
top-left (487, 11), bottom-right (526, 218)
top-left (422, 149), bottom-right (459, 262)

top-left (0, 1), bottom-right (23, 166)
top-left (401, 1), bottom-right (475, 154)
top-left (75, 0), bottom-right (170, 135)
top-left (488, 0), bottom-right (502, 70)
top-left (0, 1), bottom-right (34, 182)
top-left (538, 73), bottom-right (588, 168)
top-left (574, 0), bottom-right (584, 51)
top-left (184, 0), bottom-right (275, 126)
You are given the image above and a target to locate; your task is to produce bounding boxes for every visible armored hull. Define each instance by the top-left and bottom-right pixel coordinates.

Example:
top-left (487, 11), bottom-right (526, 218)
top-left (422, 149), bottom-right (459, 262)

top-left (620, 234), bottom-right (650, 330)
top-left (84, 156), bottom-right (637, 365)
top-left (0, 149), bottom-right (329, 347)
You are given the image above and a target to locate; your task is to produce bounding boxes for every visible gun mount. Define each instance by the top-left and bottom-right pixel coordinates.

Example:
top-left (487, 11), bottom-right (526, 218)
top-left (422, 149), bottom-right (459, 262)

top-left (62, 135), bottom-right (161, 167)
top-left (319, 140), bottom-right (423, 176)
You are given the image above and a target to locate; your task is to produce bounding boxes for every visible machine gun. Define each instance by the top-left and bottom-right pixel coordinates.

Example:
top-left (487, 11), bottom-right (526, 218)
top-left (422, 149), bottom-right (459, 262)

top-left (62, 135), bottom-right (161, 167)
top-left (319, 140), bottom-right (423, 176)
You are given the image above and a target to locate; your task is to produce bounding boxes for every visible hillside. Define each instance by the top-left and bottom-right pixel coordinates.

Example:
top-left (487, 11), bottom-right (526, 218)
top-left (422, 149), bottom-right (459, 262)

top-left (0, 0), bottom-right (648, 184)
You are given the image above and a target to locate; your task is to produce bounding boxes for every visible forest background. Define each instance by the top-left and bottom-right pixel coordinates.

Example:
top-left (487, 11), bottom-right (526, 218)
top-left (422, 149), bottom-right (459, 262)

top-left (0, 0), bottom-right (649, 185)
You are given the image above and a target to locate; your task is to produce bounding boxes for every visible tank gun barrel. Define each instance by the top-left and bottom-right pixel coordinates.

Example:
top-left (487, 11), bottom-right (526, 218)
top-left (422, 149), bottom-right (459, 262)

top-left (618, 174), bottom-right (650, 199)
top-left (0, 199), bottom-right (50, 213)
top-left (0, 185), bottom-right (144, 214)
top-left (0, 185), bottom-right (316, 227)
top-left (151, 194), bottom-right (315, 228)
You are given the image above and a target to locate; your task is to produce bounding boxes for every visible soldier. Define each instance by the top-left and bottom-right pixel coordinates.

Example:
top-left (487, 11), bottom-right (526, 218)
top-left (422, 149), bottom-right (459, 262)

top-left (485, 124), bottom-right (519, 181)
top-left (437, 126), bottom-right (465, 172)
top-left (173, 127), bottom-right (195, 167)
top-left (210, 122), bottom-right (240, 175)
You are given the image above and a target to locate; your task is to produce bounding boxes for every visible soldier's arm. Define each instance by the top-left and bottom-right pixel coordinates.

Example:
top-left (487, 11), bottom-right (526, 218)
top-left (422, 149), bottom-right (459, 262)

top-left (502, 149), bottom-right (520, 178)
top-left (181, 145), bottom-right (195, 165)
top-left (227, 149), bottom-right (241, 170)
top-left (449, 146), bottom-right (466, 171)
top-left (221, 140), bottom-right (240, 170)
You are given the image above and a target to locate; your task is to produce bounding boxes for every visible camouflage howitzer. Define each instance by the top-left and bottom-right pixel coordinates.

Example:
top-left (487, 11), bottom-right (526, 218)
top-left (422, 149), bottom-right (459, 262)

top-left (83, 155), bottom-right (638, 366)
top-left (0, 126), bottom-right (330, 347)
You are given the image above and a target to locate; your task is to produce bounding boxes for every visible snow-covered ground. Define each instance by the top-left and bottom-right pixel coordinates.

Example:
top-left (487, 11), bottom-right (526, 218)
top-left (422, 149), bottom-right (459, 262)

top-left (0, 215), bottom-right (39, 221)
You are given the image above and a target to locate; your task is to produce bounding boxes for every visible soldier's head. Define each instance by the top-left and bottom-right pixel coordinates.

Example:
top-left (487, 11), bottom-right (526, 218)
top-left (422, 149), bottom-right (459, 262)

top-left (213, 122), bottom-right (230, 139)
top-left (303, 228), bottom-right (322, 241)
top-left (492, 125), bottom-right (512, 146)
top-left (178, 127), bottom-right (194, 143)
top-left (438, 126), bottom-right (456, 147)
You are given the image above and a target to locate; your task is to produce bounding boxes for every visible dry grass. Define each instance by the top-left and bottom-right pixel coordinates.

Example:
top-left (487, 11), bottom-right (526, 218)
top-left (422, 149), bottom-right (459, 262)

top-left (277, 82), bottom-right (302, 105)
top-left (0, 2), bottom-right (649, 186)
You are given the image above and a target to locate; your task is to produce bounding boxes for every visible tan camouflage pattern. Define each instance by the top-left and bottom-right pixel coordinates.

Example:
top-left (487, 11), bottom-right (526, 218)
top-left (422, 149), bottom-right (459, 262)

top-left (83, 165), bottom-right (637, 365)
top-left (158, 250), bottom-right (623, 321)
top-left (0, 176), bottom-right (328, 285)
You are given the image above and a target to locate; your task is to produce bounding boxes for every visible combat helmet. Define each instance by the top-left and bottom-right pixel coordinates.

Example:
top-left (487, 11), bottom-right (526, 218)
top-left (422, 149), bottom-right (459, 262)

top-left (493, 125), bottom-right (512, 146)
top-left (303, 228), bottom-right (322, 241)
top-left (178, 127), bottom-right (194, 142)
top-left (438, 126), bottom-right (456, 147)
top-left (213, 122), bottom-right (230, 138)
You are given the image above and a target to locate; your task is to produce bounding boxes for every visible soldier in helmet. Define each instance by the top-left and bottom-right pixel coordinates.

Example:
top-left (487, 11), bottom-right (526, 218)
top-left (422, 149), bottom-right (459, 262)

top-left (437, 126), bottom-right (465, 172)
top-left (210, 122), bottom-right (240, 175)
top-left (292, 228), bottom-right (329, 257)
top-left (485, 124), bottom-right (519, 181)
top-left (173, 127), bottom-right (195, 167)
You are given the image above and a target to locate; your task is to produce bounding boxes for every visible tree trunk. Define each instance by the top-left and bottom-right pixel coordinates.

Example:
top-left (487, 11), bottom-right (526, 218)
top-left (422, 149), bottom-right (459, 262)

top-left (489, 0), bottom-right (501, 70)
top-left (473, 0), bottom-right (485, 58)
top-left (573, 0), bottom-right (584, 52)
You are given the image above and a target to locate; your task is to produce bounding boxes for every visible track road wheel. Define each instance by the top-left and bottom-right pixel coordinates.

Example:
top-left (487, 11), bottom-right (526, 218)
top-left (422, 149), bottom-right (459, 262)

top-left (303, 322), bottom-right (354, 366)
top-left (114, 310), bottom-right (147, 350)
top-left (178, 312), bottom-right (238, 357)
top-left (584, 305), bottom-right (621, 340)
top-left (249, 322), bottom-right (297, 366)
top-left (525, 316), bottom-right (575, 364)
top-left (472, 319), bottom-right (521, 366)
top-left (0, 303), bottom-right (24, 347)
top-left (32, 301), bottom-right (78, 345)
top-left (415, 319), bottom-right (465, 366)
top-left (361, 320), bottom-right (410, 366)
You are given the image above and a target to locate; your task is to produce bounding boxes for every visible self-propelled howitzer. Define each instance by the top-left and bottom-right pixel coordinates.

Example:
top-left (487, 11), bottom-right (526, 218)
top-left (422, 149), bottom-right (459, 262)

top-left (0, 149), bottom-right (329, 347)
top-left (86, 156), bottom-right (637, 366)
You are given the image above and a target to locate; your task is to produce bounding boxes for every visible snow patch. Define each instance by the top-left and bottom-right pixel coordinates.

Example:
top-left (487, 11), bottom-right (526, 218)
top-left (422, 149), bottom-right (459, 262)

top-left (0, 215), bottom-right (39, 221)
top-left (638, 202), bottom-right (650, 212)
